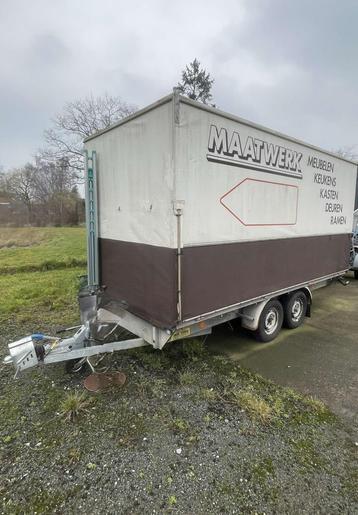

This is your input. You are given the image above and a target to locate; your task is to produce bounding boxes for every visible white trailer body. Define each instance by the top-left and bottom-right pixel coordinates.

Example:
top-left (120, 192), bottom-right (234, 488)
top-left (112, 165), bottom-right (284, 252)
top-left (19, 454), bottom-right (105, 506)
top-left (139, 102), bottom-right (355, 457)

top-left (84, 91), bottom-right (357, 334)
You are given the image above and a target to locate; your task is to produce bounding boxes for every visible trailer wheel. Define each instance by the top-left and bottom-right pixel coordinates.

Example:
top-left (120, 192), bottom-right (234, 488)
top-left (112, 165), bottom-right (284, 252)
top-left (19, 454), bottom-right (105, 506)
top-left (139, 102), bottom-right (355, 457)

top-left (283, 291), bottom-right (307, 329)
top-left (253, 299), bottom-right (283, 342)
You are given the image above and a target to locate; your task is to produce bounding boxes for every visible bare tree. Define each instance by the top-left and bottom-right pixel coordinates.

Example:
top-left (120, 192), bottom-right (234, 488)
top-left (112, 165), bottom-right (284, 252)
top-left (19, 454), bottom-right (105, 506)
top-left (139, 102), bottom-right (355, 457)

top-left (30, 157), bottom-right (78, 225)
top-left (5, 164), bottom-right (36, 222)
top-left (1, 159), bottom-right (85, 226)
top-left (177, 59), bottom-right (215, 106)
top-left (43, 93), bottom-right (137, 174)
top-left (32, 157), bottom-right (75, 202)
top-left (335, 145), bottom-right (358, 161)
top-left (0, 168), bottom-right (6, 192)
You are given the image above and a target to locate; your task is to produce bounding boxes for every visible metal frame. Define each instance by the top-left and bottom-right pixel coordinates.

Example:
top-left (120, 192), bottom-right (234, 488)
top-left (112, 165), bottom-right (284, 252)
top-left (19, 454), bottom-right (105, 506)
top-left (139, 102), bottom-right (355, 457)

top-left (97, 307), bottom-right (171, 349)
top-left (4, 326), bottom-right (147, 377)
top-left (42, 338), bottom-right (147, 366)
top-left (84, 150), bottom-right (99, 288)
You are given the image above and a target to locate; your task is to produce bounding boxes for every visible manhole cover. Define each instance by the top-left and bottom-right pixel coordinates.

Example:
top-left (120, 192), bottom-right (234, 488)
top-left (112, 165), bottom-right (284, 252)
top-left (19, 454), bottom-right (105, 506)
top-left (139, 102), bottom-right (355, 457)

top-left (84, 371), bottom-right (127, 392)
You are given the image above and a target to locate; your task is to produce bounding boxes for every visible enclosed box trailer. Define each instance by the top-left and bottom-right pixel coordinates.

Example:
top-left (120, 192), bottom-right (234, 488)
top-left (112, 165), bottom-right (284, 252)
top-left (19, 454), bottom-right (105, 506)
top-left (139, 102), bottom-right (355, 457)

top-left (84, 91), bottom-right (356, 334)
top-left (5, 91), bottom-right (358, 373)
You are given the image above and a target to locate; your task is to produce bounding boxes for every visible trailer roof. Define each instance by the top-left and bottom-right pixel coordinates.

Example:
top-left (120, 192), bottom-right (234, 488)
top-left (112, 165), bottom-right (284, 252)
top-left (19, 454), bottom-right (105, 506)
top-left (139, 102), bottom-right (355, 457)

top-left (83, 94), bottom-right (173, 142)
top-left (84, 92), bottom-right (357, 167)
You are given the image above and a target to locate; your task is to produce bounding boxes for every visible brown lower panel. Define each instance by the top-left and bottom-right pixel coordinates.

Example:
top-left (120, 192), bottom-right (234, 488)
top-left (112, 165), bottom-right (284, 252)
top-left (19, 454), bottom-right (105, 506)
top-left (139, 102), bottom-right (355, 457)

top-left (99, 238), bottom-right (177, 328)
top-left (181, 233), bottom-right (351, 320)
top-left (99, 234), bottom-right (351, 329)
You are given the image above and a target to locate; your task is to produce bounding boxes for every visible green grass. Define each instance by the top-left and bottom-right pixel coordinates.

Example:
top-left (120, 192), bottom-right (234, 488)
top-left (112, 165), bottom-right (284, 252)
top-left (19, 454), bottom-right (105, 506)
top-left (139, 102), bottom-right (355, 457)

top-left (0, 267), bottom-right (84, 324)
top-left (0, 227), bottom-right (50, 248)
top-left (0, 227), bottom-right (86, 324)
top-left (0, 227), bottom-right (86, 274)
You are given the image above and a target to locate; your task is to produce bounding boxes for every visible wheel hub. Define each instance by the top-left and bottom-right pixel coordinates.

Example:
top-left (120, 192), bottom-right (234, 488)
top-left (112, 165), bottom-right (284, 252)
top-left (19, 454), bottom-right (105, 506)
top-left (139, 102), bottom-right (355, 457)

top-left (264, 308), bottom-right (279, 335)
top-left (291, 299), bottom-right (303, 321)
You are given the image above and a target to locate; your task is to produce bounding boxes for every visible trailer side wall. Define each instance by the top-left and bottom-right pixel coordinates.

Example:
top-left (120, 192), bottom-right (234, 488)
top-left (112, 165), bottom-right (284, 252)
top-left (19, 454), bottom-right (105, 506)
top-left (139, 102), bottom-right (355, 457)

top-left (176, 100), bottom-right (357, 320)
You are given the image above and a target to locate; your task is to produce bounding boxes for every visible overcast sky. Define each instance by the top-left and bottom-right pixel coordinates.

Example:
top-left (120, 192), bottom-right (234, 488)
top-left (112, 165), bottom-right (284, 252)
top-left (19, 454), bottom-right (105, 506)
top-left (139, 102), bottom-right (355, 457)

top-left (1, 0), bottom-right (357, 170)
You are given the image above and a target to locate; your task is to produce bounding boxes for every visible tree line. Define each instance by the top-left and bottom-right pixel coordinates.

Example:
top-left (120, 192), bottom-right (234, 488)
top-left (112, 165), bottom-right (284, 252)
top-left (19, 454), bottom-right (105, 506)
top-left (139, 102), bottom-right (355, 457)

top-left (0, 59), bottom-right (214, 227)
top-left (0, 158), bottom-right (83, 226)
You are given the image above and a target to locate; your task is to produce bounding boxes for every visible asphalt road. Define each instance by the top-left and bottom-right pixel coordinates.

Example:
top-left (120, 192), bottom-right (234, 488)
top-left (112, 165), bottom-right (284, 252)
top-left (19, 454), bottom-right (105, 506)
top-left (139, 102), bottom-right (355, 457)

top-left (207, 273), bottom-right (358, 435)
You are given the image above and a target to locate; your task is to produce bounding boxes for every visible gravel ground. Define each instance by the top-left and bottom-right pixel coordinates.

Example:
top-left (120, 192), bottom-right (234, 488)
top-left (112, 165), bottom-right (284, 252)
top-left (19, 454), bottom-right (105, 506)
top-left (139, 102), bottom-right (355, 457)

top-left (1, 320), bottom-right (357, 514)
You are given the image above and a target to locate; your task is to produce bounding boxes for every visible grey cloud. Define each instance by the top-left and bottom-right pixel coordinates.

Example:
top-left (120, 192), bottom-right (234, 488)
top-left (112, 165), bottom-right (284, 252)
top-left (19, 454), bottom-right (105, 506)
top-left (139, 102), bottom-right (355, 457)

top-left (228, 0), bottom-right (358, 72)
top-left (209, 0), bottom-right (358, 152)
top-left (0, 0), bottom-right (357, 169)
top-left (31, 33), bottom-right (70, 67)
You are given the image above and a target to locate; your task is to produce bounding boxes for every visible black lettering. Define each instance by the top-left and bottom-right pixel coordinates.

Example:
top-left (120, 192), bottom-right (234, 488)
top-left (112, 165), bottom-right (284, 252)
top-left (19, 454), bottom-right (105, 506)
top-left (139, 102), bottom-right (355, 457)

top-left (208, 125), bottom-right (228, 154)
top-left (242, 136), bottom-right (256, 161)
top-left (263, 142), bottom-right (279, 167)
top-left (227, 131), bottom-right (242, 157)
top-left (292, 152), bottom-right (302, 172)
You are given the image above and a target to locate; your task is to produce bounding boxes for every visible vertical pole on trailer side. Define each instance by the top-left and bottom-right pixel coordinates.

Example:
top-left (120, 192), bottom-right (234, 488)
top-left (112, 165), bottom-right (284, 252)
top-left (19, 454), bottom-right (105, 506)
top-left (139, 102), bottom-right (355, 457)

top-left (84, 149), bottom-right (99, 288)
top-left (172, 88), bottom-right (183, 322)
top-left (92, 151), bottom-right (99, 286)
top-left (175, 205), bottom-right (183, 321)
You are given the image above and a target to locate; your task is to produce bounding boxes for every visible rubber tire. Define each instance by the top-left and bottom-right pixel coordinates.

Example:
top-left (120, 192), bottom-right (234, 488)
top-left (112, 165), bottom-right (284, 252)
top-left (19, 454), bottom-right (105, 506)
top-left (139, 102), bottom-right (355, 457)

top-left (354, 270), bottom-right (358, 280)
top-left (253, 299), bottom-right (283, 343)
top-left (283, 291), bottom-right (307, 329)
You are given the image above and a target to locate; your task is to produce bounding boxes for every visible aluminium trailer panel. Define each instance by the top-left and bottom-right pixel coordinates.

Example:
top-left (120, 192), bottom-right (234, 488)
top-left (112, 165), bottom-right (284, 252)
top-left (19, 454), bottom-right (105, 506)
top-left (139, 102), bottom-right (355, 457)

top-left (84, 92), bottom-right (357, 330)
top-left (175, 97), bottom-right (357, 321)
top-left (84, 96), bottom-right (178, 328)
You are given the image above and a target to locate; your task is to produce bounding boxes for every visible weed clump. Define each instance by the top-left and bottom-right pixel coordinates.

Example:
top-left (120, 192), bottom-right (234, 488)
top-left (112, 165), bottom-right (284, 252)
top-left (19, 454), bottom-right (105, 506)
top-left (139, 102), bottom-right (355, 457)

top-left (251, 457), bottom-right (275, 482)
top-left (232, 389), bottom-right (272, 423)
top-left (172, 417), bottom-right (190, 433)
top-left (201, 387), bottom-right (217, 402)
top-left (182, 339), bottom-right (206, 360)
top-left (59, 391), bottom-right (92, 422)
top-left (178, 369), bottom-right (196, 386)
top-left (168, 495), bottom-right (177, 506)
top-left (304, 396), bottom-right (329, 415)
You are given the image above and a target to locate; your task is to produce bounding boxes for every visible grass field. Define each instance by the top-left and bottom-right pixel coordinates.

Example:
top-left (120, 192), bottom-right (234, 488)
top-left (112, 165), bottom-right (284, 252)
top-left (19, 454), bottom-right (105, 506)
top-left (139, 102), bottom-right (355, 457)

top-left (0, 227), bottom-right (86, 324)
top-left (0, 227), bottom-right (357, 514)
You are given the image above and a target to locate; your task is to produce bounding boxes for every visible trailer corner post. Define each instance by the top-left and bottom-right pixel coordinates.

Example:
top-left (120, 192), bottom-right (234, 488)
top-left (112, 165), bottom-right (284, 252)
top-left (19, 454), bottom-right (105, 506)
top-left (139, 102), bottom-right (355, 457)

top-left (84, 149), bottom-right (99, 289)
top-left (172, 86), bottom-right (180, 125)
top-left (172, 87), bottom-right (183, 322)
